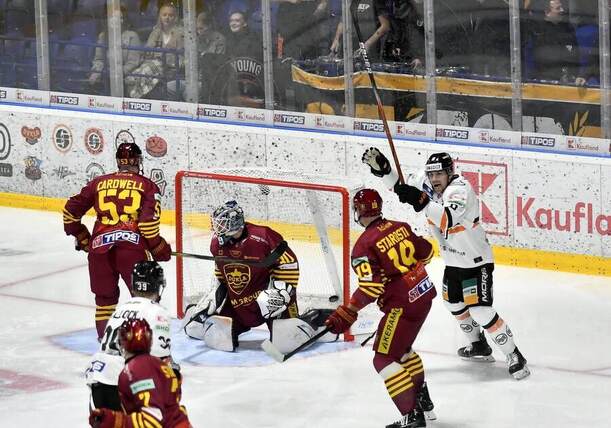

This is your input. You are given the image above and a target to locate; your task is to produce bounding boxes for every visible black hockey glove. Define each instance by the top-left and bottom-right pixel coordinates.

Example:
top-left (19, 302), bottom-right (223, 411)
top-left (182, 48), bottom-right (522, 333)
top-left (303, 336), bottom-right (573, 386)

top-left (362, 147), bottom-right (391, 177)
top-left (394, 182), bottom-right (430, 212)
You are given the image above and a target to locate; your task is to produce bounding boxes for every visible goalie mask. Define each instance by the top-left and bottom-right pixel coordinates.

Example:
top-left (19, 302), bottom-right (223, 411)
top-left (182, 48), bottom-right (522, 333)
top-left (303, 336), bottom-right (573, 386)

top-left (131, 261), bottom-right (166, 299)
top-left (116, 142), bottom-right (142, 172)
top-left (353, 188), bottom-right (382, 224)
top-left (119, 318), bottom-right (152, 356)
top-left (211, 200), bottom-right (245, 245)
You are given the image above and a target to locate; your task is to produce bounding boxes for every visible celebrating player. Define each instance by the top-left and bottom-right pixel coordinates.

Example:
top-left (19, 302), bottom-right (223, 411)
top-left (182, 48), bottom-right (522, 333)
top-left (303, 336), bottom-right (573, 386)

top-left (182, 200), bottom-right (330, 353)
top-left (89, 318), bottom-right (191, 428)
top-left (86, 261), bottom-right (175, 411)
top-left (325, 188), bottom-right (436, 428)
top-left (63, 142), bottom-right (172, 339)
top-left (363, 148), bottom-right (530, 380)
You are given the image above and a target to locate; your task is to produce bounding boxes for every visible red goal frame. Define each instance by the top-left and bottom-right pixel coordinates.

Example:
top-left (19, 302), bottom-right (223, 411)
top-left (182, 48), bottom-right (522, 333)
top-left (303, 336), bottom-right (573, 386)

top-left (175, 170), bottom-right (353, 340)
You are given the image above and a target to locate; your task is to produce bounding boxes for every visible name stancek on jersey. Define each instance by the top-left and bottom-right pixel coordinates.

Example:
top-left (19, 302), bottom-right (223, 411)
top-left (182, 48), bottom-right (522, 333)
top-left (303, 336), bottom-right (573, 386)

top-left (408, 170), bottom-right (493, 269)
top-left (85, 297), bottom-right (171, 386)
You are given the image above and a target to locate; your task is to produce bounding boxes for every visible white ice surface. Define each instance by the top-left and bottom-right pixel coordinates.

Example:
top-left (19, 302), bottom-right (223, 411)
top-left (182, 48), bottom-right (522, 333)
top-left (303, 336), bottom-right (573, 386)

top-left (0, 207), bottom-right (610, 427)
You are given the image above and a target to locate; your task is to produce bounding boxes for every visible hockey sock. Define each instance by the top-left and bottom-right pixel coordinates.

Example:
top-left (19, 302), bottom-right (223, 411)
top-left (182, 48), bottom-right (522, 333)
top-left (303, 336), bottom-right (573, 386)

top-left (401, 352), bottom-right (425, 392)
top-left (378, 361), bottom-right (417, 415)
top-left (455, 309), bottom-right (482, 343)
top-left (95, 303), bottom-right (116, 339)
top-left (484, 317), bottom-right (516, 356)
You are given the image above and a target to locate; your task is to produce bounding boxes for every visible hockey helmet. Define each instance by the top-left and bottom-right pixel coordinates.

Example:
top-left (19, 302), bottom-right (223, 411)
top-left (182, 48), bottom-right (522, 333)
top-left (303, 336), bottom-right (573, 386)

top-left (116, 142), bottom-right (142, 169)
top-left (425, 152), bottom-right (454, 176)
top-left (118, 318), bottom-right (152, 355)
top-left (353, 188), bottom-right (383, 223)
top-left (131, 261), bottom-right (166, 296)
top-left (211, 200), bottom-right (245, 242)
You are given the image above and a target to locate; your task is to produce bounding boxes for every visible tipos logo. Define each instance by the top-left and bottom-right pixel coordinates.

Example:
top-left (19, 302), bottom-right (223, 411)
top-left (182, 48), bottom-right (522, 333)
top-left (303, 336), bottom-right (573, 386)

top-left (50, 95), bottom-right (79, 105)
top-left (274, 114), bottom-right (305, 125)
top-left (222, 264), bottom-right (251, 294)
top-left (200, 107), bottom-right (227, 118)
top-left (436, 128), bottom-right (469, 139)
top-left (354, 121), bottom-right (384, 132)
top-left (123, 101), bottom-right (151, 112)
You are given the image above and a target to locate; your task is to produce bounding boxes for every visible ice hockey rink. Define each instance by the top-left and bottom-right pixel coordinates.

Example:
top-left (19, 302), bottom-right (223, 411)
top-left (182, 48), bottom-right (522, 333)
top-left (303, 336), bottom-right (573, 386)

top-left (0, 206), bottom-right (610, 428)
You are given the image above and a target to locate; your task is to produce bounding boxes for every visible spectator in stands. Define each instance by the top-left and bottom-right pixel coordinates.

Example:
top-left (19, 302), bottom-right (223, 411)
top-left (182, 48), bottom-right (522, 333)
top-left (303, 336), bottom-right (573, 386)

top-left (88, 5), bottom-right (142, 94)
top-left (125, 1), bottom-right (184, 99)
top-left (197, 10), bottom-right (226, 56)
top-left (225, 10), bottom-right (262, 60)
top-left (330, 0), bottom-right (390, 63)
top-left (385, 0), bottom-right (425, 71)
top-left (275, 0), bottom-right (330, 60)
top-left (524, 0), bottom-right (585, 85)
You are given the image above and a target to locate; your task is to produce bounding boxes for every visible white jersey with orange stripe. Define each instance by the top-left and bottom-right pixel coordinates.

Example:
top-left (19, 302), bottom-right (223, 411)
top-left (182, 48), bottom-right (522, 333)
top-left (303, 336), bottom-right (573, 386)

top-left (408, 171), bottom-right (493, 268)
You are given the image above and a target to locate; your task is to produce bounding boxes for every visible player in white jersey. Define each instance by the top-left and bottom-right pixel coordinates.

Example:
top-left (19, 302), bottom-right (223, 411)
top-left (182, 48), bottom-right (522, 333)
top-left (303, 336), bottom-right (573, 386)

top-left (363, 148), bottom-right (530, 380)
top-left (85, 260), bottom-right (174, 410)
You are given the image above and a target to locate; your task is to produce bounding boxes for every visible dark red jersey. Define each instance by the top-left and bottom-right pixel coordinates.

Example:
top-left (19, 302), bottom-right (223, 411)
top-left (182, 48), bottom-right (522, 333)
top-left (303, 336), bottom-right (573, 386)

top-left (63, 171), bottom-right (163, 254)
top-left (350, 218), bottom-right (436, 312)
top-left (118, 354), bottom-right (191, 428)
top-left (210, 222), bottom-right (299, 327)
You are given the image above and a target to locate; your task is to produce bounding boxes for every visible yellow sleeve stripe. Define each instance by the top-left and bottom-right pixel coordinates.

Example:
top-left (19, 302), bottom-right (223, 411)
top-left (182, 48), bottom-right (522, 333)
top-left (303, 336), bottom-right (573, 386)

top-left (402, 360), bottom-right (423, 373)
top-left (141, 230), bottom-right (160, 239)
top-left (358, 280), bottom-right (384, 287)
top-left (272, 274), bottom-right (299, 280)
top-left (142, 411), bottom-right (163, 428)
top-left (271, 269), bottom-right (299, 274)
top-left (139, 219), bottom-right (160, 227)
top-left (385, 369), bottom-right (411, 387)
top-left (62, 209), bottom-right (81, 222)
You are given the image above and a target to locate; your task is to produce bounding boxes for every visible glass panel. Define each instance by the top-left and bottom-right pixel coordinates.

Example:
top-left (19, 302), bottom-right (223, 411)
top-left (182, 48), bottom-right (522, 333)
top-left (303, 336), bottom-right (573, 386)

top-left (434, 0), bottom-right (512, 130)
top-left (47, 0), bottom-right (107, 94)
top-left (273, 0), bottom-right (346, 114)
top-left (521, 0), bottom-right (601, 137)
top-left (195, 0), bottom-right (265, 107)
top-left (0, 0), bottom-right (37, 89)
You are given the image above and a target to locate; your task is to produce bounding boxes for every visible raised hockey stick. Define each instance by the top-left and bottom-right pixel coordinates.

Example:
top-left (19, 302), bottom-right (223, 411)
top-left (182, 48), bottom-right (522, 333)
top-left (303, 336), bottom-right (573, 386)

top-left (171, 240), bottom-right (288, 267)
top-left (261, 327), bottom-right (332, 363)
top-left (350, 0), bottom-right (405, 184)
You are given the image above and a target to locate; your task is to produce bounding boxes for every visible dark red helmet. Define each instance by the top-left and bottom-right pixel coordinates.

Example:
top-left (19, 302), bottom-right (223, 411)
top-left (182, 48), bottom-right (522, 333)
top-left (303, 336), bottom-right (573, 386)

top-left (119, 318), bottom-right (152, 355)
top-left (353, 188), bottom-right (383, 222)
top-left (116, 142), bottom-right (142, 169)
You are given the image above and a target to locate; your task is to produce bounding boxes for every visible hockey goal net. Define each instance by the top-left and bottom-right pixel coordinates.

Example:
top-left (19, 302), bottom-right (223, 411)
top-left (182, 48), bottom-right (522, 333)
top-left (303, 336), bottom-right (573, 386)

top-left (175, 169), bottom-right (375, 340)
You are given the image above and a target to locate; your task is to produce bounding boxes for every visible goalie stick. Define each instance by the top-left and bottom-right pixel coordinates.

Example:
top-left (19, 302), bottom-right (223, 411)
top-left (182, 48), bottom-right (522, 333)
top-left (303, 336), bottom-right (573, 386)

top-left (172, 240), bottom-right (288, 267)
top-left (261, 327), bottom-right (332, 363)
top-left (350, 0), bottom-right (405, 184)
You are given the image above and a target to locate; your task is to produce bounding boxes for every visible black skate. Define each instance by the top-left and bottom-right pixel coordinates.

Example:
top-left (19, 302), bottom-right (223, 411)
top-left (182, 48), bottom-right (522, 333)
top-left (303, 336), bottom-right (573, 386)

top-left (417, 382), bottom-right (436, 421)
top-left (457, 331), bottom-right (495, 362)
top-left (507, 347), bottom-right (530, 380)
top-left (385, 408), bottom-right (426, 428)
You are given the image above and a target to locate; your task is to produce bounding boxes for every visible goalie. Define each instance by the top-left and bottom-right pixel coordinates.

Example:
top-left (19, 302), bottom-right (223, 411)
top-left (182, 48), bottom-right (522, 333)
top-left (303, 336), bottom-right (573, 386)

top-left (182, 200), bottom-right (333, 353)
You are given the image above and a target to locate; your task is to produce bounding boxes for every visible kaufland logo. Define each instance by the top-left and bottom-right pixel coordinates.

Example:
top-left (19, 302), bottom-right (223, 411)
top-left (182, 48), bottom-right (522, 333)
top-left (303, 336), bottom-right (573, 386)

top-left (517, 198), bottom-right (609, 236)
top-left (566, 137), bottom-right (599, 152)
top-left (397, 124), bottom-right (426, 136)
top-left (354, 121), bottom-right (384, 132)
top-left (274, 114), bottom-right (305, 125)
top-left (437, 128), bottom-right (469, 139)
top-left (124, 101), bottom-right (151, 112)
top-left (202, 107), bottom-right (227, 118)
top-left (315, 116), bottom-right (344, 129)
top-left (50, 95), bottom-right (79, 105)
top-left (523, 136), bottom-right (555, 147)
top-left (458, 160), bottom-right (509, 236)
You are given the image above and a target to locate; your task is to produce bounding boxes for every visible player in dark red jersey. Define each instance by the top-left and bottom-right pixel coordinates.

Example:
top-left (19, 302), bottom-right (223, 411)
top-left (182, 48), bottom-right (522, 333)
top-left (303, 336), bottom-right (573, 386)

top-left (182, 200), bottom-right (330, 353)
top-left (63, 142), bottom-right (172, 339)
top-left (325, 188), bottom-right (436, 428)
top-left (89, 318), bottom-right (191, 428)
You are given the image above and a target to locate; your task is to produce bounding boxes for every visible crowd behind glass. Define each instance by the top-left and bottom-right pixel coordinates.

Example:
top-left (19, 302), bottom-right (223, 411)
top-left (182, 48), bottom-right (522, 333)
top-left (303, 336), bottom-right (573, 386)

top-left (0, 1), bottom-right (606, 121)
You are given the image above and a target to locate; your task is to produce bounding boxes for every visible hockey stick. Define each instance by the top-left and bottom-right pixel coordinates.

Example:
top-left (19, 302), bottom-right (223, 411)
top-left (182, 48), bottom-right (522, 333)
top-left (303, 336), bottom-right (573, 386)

top-left (350, 0), bottom-right (405, 184)
top-left (261, 327), bottom-right (332, 363)
top-left (172, 240), bottom-right (288, 268)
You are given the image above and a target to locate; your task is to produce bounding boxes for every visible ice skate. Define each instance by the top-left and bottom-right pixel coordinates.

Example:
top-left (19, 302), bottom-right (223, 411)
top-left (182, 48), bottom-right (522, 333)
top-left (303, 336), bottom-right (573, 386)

top-left (417, 382), bottom-right (436, 421)
top-left (385, 408), bottom-right (426, 428)
top-left (457, 331), bottom-right (495, 362)
top-left (507, 347), bottom-right (530, 380)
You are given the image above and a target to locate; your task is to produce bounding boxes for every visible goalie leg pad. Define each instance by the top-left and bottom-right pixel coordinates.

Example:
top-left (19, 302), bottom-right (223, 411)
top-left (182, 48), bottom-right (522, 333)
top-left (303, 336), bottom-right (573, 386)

top-left (186, 315), bottom-right (235, 352)
top-left (271, 318), bottom-right (319, 354)
top-left (300, 308), bottom-right (340, 342)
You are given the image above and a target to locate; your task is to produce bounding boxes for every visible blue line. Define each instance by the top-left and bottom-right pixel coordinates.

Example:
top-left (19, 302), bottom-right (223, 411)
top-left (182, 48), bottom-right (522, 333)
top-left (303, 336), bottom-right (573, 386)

top-left (1, 100), bottom-right (608, 159)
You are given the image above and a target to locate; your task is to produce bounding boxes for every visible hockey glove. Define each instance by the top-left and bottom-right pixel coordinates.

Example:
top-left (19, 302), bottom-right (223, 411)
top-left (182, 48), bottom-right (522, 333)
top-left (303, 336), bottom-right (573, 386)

top-left (325, 304), bottom-right (358, 334)
top-left (149, 236), bottom-right (172, 262)
top-left (394, 182), bottom-right (430, 212)
top-left (257, 281), bottom-right (293, 319)
top-left (89, 408), bottom-right (124, 428)
top-left (74, 225), bottom-right (91, 252)
top-left (362, 147), bottom-right (391, 177)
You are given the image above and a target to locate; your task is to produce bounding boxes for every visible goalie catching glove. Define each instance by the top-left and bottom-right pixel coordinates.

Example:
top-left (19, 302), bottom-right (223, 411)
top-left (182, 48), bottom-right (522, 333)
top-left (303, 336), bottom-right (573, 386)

top-left (181, 277), bottom-right (228, 331)
top-left (362, 147), bottom-right (391, 177)
top-left (257, 281), bottom-right (293, 319)
top-left (324, 304), bottom-right (358, 334)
